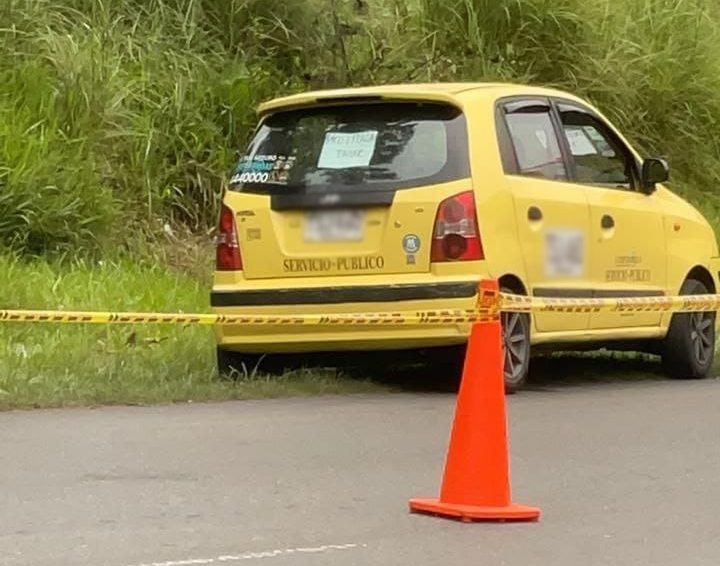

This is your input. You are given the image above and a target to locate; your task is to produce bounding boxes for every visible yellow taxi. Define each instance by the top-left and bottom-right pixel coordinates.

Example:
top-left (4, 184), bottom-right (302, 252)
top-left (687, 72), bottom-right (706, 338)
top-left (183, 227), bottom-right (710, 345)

top-left (212, 83), bottom-right (719, 390)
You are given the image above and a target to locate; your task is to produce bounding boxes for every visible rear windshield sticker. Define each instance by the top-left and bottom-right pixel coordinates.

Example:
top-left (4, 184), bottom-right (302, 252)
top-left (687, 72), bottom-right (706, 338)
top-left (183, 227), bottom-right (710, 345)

top-left (230, 155), bottom-right (296, 185)
top-left (317, 131), bottom-right (378, 169)
top-left (236, 156), bottom-right (273, 172)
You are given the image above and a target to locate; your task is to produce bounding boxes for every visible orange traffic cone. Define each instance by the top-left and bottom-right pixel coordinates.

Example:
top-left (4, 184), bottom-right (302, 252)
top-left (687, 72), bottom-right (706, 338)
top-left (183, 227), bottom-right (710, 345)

top-left (409, 280), bottom-right (540, 522)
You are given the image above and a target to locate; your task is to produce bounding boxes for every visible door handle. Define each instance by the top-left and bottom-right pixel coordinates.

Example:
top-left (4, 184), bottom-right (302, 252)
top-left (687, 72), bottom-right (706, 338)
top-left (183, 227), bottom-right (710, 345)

top-left (601, 214), bottom-right (615, 229)
top-left (527, 206), bottom-right (543, 221)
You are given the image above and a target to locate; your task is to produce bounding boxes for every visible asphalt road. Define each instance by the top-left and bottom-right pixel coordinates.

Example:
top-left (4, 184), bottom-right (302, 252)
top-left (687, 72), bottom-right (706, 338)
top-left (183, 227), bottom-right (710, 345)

top-left (3, 377), bottom-right (720, 566)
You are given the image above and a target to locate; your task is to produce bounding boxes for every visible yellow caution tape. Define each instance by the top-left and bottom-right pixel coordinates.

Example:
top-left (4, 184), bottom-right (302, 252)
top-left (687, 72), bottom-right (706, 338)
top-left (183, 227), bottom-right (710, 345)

top-left (0, 309), bottom-right (497, 326)
top-left (1, 289), bottom-right (718, 326)
top-left (499, 293), bottom-right (720, 314)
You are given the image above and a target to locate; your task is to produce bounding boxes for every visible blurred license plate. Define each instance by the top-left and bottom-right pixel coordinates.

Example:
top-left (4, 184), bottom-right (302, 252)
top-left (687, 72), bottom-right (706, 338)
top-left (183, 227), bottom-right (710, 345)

top-left (304, 209), bottom-right (364, 242)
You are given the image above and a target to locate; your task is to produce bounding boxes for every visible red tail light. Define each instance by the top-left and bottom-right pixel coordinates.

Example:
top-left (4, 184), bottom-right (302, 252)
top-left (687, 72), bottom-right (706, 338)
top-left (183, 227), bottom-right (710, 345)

top-left (215, 204), bottom-right (243, 271)
top-left (430, 191), bottom-right (484, 262)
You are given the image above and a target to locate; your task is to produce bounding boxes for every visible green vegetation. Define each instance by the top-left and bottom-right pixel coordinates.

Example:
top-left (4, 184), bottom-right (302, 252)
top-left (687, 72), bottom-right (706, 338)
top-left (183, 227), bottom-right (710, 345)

top-left (0, 255), bottom-right (385, 409)
top-left (2, 0), bottom-right (720, 407)
top-left (3, 0), bottom-right (720, 255)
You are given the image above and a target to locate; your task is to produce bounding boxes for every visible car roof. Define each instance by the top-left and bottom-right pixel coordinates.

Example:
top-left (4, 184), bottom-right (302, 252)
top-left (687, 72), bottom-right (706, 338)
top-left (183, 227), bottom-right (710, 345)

top-left (257, 83), bottom-right (584, 114)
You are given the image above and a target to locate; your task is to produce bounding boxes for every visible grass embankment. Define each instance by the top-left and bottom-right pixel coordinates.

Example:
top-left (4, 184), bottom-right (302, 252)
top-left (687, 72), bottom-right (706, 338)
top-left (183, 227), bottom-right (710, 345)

top-left (0, 256), bottom-right (385, 410)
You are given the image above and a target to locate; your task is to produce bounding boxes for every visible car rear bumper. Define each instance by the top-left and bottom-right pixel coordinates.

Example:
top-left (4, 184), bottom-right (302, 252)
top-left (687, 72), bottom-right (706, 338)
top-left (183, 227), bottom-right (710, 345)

top-left (212, 280), bottom-right (480, 353)
top-left (210, 281), bottom-right (478, 307)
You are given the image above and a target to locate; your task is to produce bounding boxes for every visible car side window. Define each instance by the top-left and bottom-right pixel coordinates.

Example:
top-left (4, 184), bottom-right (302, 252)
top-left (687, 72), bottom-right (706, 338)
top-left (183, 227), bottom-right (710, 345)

top-left (557, 103), bottom-right (638, 189)
top-left (503, 104), bottom-right (567, 181)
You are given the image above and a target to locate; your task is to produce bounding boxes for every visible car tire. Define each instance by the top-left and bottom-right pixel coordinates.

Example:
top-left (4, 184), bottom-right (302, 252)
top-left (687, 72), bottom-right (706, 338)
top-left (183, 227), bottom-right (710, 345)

top-left (216, 348), bottom-right (264, 379)
top-left (661, 278), bottom-right (715, 379)
top-left (501, 288), bottom-right (531, 393)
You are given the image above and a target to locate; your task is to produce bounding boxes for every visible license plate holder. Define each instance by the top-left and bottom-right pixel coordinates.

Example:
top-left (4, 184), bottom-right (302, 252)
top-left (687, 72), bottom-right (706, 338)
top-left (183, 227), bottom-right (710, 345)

top-left (304, 209), bottom-right (364, 242)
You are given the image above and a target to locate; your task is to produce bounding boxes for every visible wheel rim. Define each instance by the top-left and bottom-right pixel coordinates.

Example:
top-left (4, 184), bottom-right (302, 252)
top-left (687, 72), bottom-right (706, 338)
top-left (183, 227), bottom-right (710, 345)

top-left (690, 311), bottom-right (714, 366)
top-left (502, 311), bottom-right (528, 384)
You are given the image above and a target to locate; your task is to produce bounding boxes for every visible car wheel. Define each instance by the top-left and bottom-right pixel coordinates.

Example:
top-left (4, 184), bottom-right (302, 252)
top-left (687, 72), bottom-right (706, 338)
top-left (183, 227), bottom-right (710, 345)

top-left (216, 347), bottom-right (264, 379)
top-left (501, 295), bottom-right (531, 393)
top-left (662, 278), bottom-right (715, 379)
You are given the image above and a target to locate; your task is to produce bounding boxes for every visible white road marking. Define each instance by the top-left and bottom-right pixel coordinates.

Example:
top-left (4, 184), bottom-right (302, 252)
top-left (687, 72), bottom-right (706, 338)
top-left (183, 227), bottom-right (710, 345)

top-left (128, 543), bottom-right (363, 566)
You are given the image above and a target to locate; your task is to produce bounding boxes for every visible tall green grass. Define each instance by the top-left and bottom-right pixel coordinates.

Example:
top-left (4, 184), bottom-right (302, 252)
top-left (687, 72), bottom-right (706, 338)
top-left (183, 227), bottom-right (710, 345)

top-left (3, 0), bottom-right (720, 256)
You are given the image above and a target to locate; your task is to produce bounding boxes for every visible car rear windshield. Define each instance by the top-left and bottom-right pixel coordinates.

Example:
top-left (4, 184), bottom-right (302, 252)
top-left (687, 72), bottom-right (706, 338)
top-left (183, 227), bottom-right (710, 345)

top-left (229, 102), bottom-right (469, 194)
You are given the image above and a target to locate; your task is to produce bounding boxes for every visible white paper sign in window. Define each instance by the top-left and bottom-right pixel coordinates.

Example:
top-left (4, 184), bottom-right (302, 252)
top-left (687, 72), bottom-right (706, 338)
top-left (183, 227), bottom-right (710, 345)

top-left (564, 127), bottom-right (598, 156)
top-left (545, 228), bottom-right (584, 277)
top-left (317, 130), bottom-right (378, 169)
top-left (583, 126), bottom-right (615, 157)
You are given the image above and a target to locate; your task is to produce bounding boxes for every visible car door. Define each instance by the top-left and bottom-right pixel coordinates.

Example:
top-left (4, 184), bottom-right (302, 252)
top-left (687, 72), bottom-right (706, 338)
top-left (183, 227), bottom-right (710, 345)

top-left (497, 98), bottom-right (591, 333)
top-left (553, 100), bottom-right (667, 330)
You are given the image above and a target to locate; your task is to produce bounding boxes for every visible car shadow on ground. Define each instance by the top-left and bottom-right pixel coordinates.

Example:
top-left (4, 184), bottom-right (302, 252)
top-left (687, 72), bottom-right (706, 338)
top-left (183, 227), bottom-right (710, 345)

top-left (337, 351), bottom-right (675, 393)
